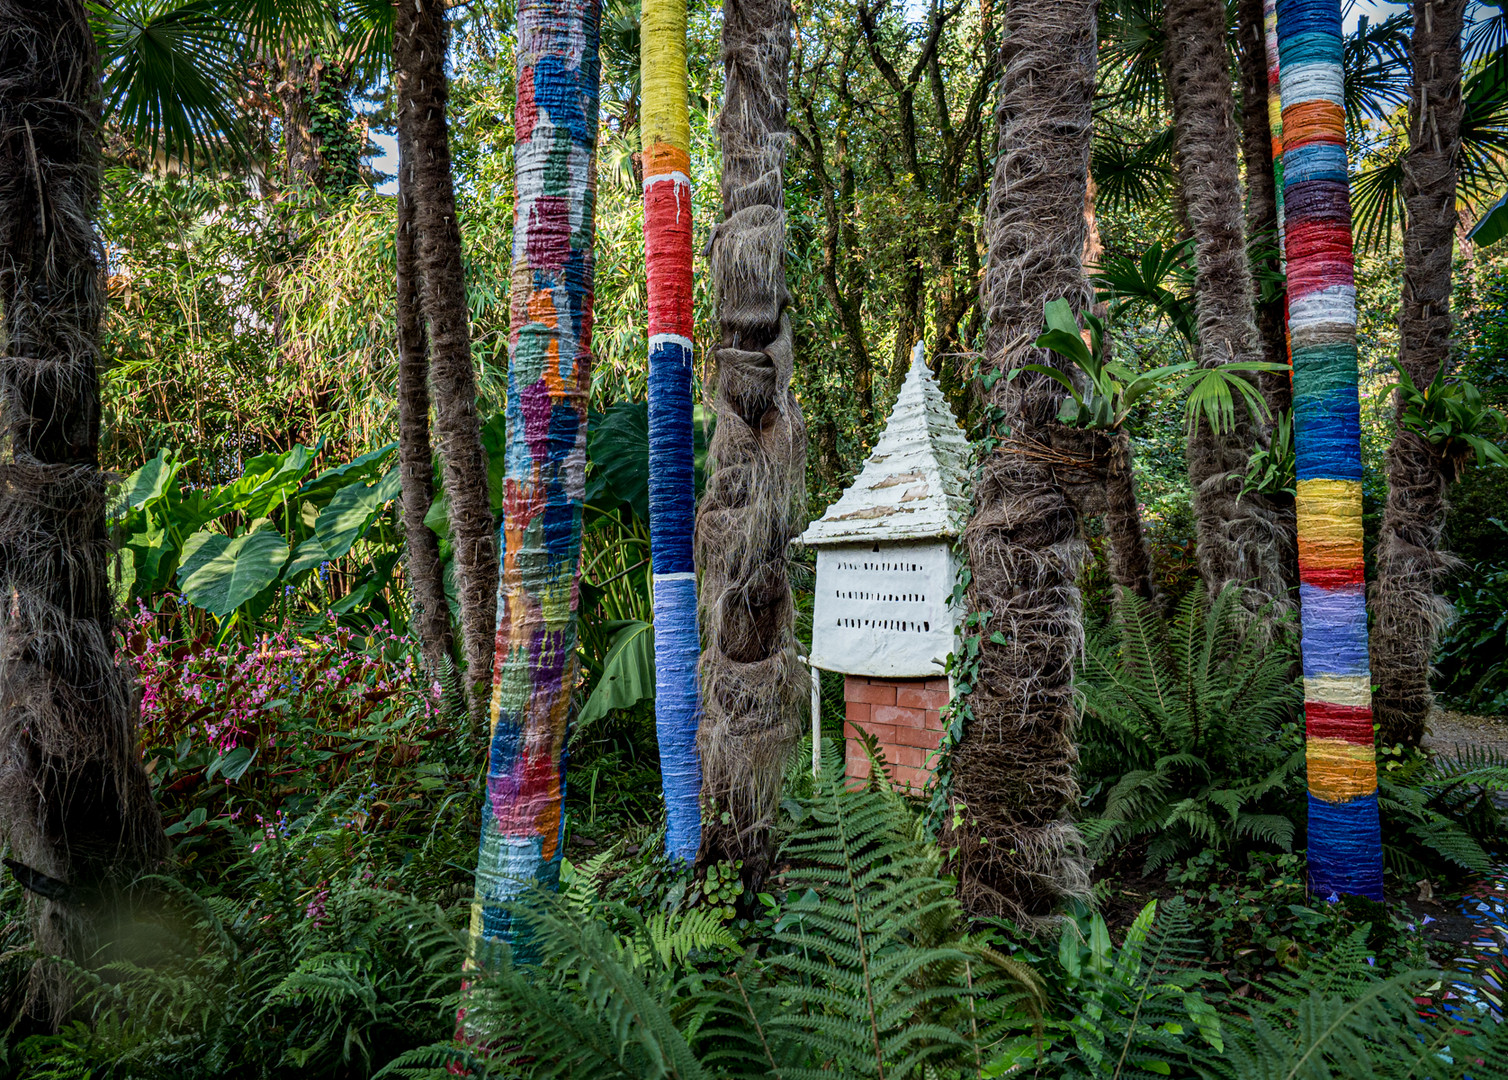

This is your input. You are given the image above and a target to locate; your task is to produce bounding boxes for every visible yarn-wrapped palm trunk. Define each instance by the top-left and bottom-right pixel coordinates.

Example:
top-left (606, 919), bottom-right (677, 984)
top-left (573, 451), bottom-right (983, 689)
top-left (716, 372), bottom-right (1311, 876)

top-left (641, 0), bottom-right (702, 862)
top-left (1277, 0), bottom-right (1382, 901)
top-left (468, 0), bottom-right (601, 958)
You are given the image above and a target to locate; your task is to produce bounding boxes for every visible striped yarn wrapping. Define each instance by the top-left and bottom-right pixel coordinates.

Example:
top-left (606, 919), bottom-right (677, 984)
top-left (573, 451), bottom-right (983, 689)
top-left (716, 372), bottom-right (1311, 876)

top-left (1277, 0), bottom-right (1382, 901)
top-left (641, 0), bottom-right (702, 863)
top-left (468, 0), bottom-right (601, 959)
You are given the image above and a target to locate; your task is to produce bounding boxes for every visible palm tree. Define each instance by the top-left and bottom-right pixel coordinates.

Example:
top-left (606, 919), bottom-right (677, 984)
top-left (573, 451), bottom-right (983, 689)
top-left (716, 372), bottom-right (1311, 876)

top-left (1277, 0), bottom-right (1382, 902)
top-left (1163, 0), bottom-right (1288, 611)
top-left (469, 0), bottom-right (601, 955)
top-left (0, 0), bottom-right (168, 1023)
top-left (393, 0), bottom-right (498, 726)
top-left (393, 70), bottom-right (455, 685)
top-left (1370, 0), bottom-right (1469, 751)
top-left (641, 0), bottom-right (702, 863)
top-left (695, 0), bottom-right (808, 885)
top-left (943, 0), bottom-right (1097, 921)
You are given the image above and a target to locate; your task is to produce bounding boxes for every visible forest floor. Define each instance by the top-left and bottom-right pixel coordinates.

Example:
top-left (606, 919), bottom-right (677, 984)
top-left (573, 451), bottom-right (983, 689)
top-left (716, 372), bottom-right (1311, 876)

top-left (1425, 707), bottom-right (1508, 759)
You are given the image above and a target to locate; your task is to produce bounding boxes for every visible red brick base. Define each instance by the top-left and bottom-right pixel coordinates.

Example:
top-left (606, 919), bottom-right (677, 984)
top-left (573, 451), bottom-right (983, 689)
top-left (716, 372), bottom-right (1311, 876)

top-left (843, 675), bottom-right (949, 794)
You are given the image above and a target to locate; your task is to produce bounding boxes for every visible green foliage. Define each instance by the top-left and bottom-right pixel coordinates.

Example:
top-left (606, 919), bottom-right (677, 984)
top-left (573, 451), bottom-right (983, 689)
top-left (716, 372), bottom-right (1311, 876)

top-left (1241, 410), bottom-right (1297, 499)
top-left (1376, 741), bottom-right (1508, 878)
top-left (1435, 533), bottom-right (1508, 713)
top-left (1077, 585), bottom-right (1305, 871)
top-left (113, 442), bottom-right (402, 636)
top-left (1027, 899), bottom-right (1225, 1080)
top-left (1385, 360), bottom-right (1508, 472)
top-left (1024, 299), bottom-right (1282, 437)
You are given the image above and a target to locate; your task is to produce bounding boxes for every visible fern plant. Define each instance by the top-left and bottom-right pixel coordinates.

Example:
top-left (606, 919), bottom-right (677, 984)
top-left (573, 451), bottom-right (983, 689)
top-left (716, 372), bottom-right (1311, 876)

top-left (1376, 741), bottom-right (1508, 879)
top-left (1077, 585), bottom-right (1305, 871)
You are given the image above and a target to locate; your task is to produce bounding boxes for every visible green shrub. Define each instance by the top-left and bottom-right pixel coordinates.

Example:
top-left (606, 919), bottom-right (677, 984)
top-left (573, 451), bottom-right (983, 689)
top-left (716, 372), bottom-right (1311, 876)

top-left (1076, 585), bottom-right (1304, 871)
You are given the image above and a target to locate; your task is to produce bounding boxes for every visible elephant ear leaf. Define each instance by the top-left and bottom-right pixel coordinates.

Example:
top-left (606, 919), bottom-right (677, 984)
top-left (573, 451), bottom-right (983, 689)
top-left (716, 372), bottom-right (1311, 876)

top-left (314, 470), bottom-right (399, 560)
top-left (179, 529), bottom-right (290, 616)
top-left (576, 620), bottom-right (654, 733)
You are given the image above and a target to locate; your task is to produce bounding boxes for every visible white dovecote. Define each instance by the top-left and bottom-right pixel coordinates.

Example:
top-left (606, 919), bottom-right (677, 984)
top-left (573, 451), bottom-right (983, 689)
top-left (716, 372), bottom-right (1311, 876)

top-left (801, 342), bottom-right (970, 678)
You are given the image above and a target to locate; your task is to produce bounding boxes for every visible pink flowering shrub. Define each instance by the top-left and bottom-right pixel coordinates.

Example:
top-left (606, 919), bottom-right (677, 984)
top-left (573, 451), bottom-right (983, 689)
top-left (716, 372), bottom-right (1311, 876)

top-left (122, 602), bottom-right (451, 840)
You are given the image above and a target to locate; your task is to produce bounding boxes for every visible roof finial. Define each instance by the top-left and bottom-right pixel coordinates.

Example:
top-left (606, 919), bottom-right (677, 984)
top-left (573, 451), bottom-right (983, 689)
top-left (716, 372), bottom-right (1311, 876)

top-left (909, 338), bottom-right (927, 374)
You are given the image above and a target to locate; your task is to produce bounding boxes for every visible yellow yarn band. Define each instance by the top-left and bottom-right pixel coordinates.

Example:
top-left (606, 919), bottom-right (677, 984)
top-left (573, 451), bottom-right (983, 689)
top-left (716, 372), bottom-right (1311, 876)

top-left (641, 0), bottom-right (689, 156)
top-left (1304, 673), bottom-right (1371, 707)
top-left (1295, 478), bottom-right (1363, 543)
top-left (1306, 737), bottom-right (1378, 802)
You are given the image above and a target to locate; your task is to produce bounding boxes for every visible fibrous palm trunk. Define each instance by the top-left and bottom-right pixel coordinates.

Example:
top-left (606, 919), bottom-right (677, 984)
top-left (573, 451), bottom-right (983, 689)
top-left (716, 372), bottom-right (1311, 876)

top-left (1164, 0), bottom-right (1286, 612)
top-left (1277, 0), bottom-right (1383, 901)
top-left (393, 106), bottom-right (455, 683)
top-left (1106, 431), bottom-right (1156, 603)
top-left (642, 0), bottom-right (703, 863)
top-left (0, 0), bottom-right (167, 1024)
top-left (942, 0), bottom-right (1095, 922)
top-left (695, 0), bottom-right (808, 886)
top-left (1370, 0), bottom-right (1467, 750)
top-left (394, 0), bottom-right (498, 726)
top-left (469, 0), bottom-right (601, 955)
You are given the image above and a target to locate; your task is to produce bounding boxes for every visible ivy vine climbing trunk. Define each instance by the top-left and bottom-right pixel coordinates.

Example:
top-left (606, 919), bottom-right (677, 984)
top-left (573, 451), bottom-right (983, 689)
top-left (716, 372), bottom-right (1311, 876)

top-left (695, 0), bottom-right (808, 886)
top-left (642, 0), bottom-right (703, 862)
top-left (1370, 0), bottom-right (1467, 750)
top-left (393, 91), bottom-right (455, 684)
top-left (468, 0), bottom-right (601, 955)
top-left (394, 0), bottom-right (498, 726)
top-left (0, 0), bottom-right (167, 1025)
top-left (1164, 0), bottom-right (1287, 612)
top-left (943, 0), bottom-right (1095, 922)
top-left (1278, 0), bottom-right (1383, 901)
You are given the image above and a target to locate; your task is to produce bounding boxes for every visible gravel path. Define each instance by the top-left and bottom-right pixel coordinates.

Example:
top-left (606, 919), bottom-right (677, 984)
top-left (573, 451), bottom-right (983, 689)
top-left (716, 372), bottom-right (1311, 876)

top-left (1423, 708), bottom-right (1508, 760)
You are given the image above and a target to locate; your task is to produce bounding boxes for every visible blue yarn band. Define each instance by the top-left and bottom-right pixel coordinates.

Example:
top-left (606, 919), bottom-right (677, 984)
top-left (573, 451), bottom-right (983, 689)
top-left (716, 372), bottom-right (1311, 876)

top-left (1298, 583), bottom-right (1369, 677)
top-left (1306, 793), bottom-right (1384, 901)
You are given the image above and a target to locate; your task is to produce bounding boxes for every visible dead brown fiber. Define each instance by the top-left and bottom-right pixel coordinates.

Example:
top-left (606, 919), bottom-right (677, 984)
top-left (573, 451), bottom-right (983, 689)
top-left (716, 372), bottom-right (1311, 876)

top-left (942, 0), bottom-right (1097, 923)
top-left (695, 0), bottom-right (809, 886)
top-left (394, 0), bottom-right (497, 727)
top-left (1163, 0), bottom-right (1289, 613)
top-left (0, 0), bottom-right (167, 1025)
top-left (393, 96), bottom-right (456, 684)
top-left (1371, 0), bottom-right (1468, 749)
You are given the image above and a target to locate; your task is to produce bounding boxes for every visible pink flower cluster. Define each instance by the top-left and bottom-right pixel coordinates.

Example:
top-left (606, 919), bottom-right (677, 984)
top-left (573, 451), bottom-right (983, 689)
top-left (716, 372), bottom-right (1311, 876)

top-left (123, 602), bottom-right (440, 763)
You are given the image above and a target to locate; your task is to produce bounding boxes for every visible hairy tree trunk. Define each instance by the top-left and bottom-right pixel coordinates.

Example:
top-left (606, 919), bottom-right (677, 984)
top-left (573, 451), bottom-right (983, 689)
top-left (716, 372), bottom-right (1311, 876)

top-left (1165, 0), bottom-right (1286, 609)
top-left (1371, 0), bottom-right (1467, 749)
top-left (393, 106), bottom-right (455, 684)
top-left (1237, 0), bottom-right (1289, 409)
top-left (0, 0), bottom-right (167, 1025)
top-left (1106, 431), bottom-right (1157, 602)
top-left (942, 0), bottom-right (1095, 922)
top-left (695, 0), bottom-right (808, 886)
top-left (394, 0), bottom-right (498, 725)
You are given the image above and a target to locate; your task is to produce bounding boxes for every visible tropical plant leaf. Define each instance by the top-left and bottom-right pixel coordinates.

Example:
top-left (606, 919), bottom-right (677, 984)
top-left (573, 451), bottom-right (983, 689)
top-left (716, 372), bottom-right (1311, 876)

top-left (575, 620), bottom-right (654, 732)
top-left (178, 527), bottom-right (290, 615)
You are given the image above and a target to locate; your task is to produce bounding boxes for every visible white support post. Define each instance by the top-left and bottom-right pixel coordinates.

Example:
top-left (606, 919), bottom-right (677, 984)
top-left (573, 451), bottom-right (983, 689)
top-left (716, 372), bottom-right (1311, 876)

top-left (811, 662), bottom-right (822, 777)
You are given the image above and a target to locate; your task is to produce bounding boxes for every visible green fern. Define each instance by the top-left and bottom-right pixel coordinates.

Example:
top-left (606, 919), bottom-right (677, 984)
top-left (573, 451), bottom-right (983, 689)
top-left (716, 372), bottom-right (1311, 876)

top-left (1077, 584), bottom-right (1304, 870)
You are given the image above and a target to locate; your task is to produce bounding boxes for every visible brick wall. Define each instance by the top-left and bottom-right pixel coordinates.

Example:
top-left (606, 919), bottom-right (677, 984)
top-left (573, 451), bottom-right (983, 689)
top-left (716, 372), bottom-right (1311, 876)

top-left (843, 675), bottom-right (949, 794)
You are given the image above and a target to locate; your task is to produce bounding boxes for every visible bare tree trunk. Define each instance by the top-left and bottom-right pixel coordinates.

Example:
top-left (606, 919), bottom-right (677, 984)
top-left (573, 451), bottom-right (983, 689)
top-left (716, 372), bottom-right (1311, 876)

top-left (394, 0), bottom-right (498, 725)
top-left (943, 0), bottom-right (1095, 922)
top-left (0, 0), bottom-right (167, 1025)
top-left (696, 0), bottom-right (809, 886)
top-left (1165, 0), bottom-right (1286, 609)
top-left (1371, 0), bottom-right (1467, 750)
top-left (393, 109), bottom-right (456, 683)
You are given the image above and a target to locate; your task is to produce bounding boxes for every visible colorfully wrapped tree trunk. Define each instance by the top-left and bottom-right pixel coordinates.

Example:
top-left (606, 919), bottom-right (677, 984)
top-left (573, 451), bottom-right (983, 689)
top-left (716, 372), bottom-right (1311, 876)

top-left (1276, 0), bottom-right (1383, 901)
top-left (641, 0), bottom-right (702, 863)
top-left (468, 0), bottom-right (601, 956)
top-left (1264, 0), bottom-right (1286, 263)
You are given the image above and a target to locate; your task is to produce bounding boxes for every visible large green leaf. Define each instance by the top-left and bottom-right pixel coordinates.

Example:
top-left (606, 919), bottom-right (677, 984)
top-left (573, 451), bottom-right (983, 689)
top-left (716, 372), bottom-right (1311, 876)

top-left (313, 467), bottom-right (400, 559)
top-left (116, 450), bottom-right (179, 514)
top-left (179, 528), bottom-right (289, 616)
top-left (576, 620), bottom-right (654, 730)
top-left (298, 442), bottom-right (396, 506)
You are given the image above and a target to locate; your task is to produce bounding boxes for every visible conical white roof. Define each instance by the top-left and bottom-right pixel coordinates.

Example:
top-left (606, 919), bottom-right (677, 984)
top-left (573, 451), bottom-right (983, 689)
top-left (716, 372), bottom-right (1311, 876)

top-left (801, 342), bottom-right (970, 547)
